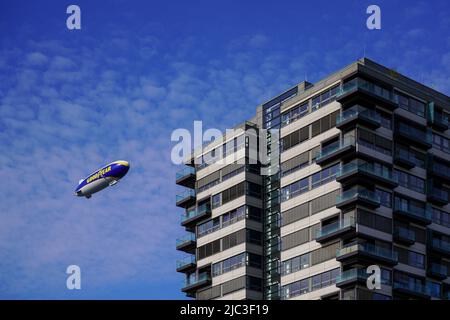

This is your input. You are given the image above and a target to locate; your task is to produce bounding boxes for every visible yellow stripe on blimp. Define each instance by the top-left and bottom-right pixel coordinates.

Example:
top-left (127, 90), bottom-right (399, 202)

top-left (87, 166), bottom-right (111, 183)
top-left (112, 160), bottom-right (129, 166)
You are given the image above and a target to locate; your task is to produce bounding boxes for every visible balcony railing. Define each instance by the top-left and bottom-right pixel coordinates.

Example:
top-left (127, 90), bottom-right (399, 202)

top-left (394, 198), bottom-right (431, 222)
top-left (393, 281), bottom-right (431, 297)
top-left (336, 268), bottom-right (391, 285)
top-left (184, 272), bottom-right (211, 288)
top-left (316, 137), bottom-right (356, 162)
top-left (176, 233), bottom-right (196, 247)
top-left (337, 105), bottom-right (381, 126)
top-left (336, 188), bottom-right (380, 206)
top-left (176, 166), bottom-right (195, 180)
top-left (181, 203), bottom-right (211, 222)
top-left (431, 239), bottom-right (450, 254)
top-left (316, 217), bottom-right (355, 239)
top-left (176, 189), bottom-right (196, 203)
top-left (394, 226), bottom-right (416, 243)
top-left (395, 122), bottom-right (432, 146)
top-left (337, 243), bottom-right (398, 262)
top-left (337, 78), bottom-right (398, 104)
top-left (428, 262), bottom-right (448, 276)
top-left (177, 255), bottom-right (196, 269)
top-left (337, 162), bottom-right (397, 184)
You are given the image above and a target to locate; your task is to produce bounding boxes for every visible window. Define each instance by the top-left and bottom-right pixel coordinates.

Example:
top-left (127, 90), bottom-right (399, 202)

top-left (395, 91), bottom-right (425, 117)
top-left (198, 217), bottom-right (220, 238)
top-left (433, 133), bottom-right (450, 154)
top-left (212, 193), bottom-right (221, 208)
top-left (431, 207), bottom-right (450, 228)
top-left (312, 274), bottom-right (321, 291)
top-left (395, 170), bottom-right (425, 194)
top-left (375, 188), bottom-right (392, 208)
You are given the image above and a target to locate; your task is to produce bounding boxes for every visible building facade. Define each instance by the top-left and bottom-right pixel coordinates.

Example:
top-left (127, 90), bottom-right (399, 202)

top-left (175, 58), bottom-right (450, 300)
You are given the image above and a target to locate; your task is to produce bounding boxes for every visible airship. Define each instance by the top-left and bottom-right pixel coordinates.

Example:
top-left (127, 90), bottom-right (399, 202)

top-left (74, 160), bottom-right (130, 198)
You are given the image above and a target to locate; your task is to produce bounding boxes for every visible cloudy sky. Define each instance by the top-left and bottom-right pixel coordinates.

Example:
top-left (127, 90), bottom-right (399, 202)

top-left (0, 0), bottom-right (449, 299)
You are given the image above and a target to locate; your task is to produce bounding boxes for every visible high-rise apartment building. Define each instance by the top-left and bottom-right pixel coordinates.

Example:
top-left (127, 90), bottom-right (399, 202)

top-left (175, 58), bottom-right (450, 300)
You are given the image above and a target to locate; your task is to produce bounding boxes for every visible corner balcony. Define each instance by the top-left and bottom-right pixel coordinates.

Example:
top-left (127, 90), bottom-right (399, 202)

top-left (176, 255), bottom-right (196, 273)
top-left (182, 272), bottom-right (212, 293)
top-left (426, 262), bottom-right (448, 280)
top-left (336, 105), bottom-right (381, 130)
top-left (176, 189), bottom-right (196, 208)
top-left (336, 162), bottom-right (398, 188)
top-left (316, 137), bottom-right (356, 166)
top-left (315, 217), bottom-right (356, 243)
top-left (427, 102), bottom-right (449, 131)
top-left (393, 227), bottom-right (416, 245)
top-left (336, 188), bottom-right (380, 210)
top-left (394, 122), bottom-right (432, 150)
top-left (336, 268), bottom-right (391, 288)
top-left (176, 233), bottom-right (196, 254)
top-left (393, 199), bottom-right (431, 225)
top-left (427, 238), bottom-right (450, 257)
top-left (336, 243), bottom-right (398, 266)
top-left (181, 203), bottom-right (211, 228)
top-left (336, 78), bottom-right (398, 109)
top-left (426, 181), bottom-right (448, 206)
top-left (176, 166), bottom-right (196, 188)
top-left (393, 281), bottom-right (431, 300)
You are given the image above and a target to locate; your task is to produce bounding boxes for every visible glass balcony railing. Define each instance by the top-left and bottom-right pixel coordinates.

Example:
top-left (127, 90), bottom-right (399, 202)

top-left (336, 268), bottom-right (391, 285)
top-left (337, 162), bottom-right (397, 183)
top-left (429, 262), bottom-right (447, 276)
top-left (316, 137), bottom-right (356, 161)
top-left (427, 185), bottom-right (448, 202)
top-left (176, 233), bottom-right (196, 247)
top-left (396, 123), bottom-right (432, 145)
top-left (337, 105), bottom-right (381, 125)
top-left (431, 239), bottom-right (450, 253)
top-left (393, 281), bottom-right (431, 296)
top-left (394, 227), bottom-right (416, 242)
top-left (181, 203), bottom-right (211, 222)
top-left (316, 217), bottom-right (355, 238)
top-left (337, 243), bottom-right (398, 262)
top-left (336, 188), bottom-right (380, 205)
top-left (176, 166), bottom-right (195, 180)
top-left (184, 272), bottom-right (211, 288)
top-left (177, 255), bottom-right (196, 269)
top-left (337, 78), bottom-right (397, 104)
top-left (176, 189), bottom-right (196, 203)
top-left (394, 198), bottom-right (431, 221)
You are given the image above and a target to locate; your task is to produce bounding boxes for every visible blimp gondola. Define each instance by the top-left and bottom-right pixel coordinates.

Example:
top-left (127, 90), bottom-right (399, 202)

top-left (74, 160), bottom-right (130, 198)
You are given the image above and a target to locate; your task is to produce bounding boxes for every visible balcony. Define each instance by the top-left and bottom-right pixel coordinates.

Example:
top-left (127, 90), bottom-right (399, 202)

top-left (427, 102), bottom-right (449, 131)
top-left (316, 137), bottom-right (356, 166)
top-left (336, 243), bottom-right (398, 265)
top-left (393, 148), bottom-right (416, 169)
top-left (336, 105), bottom-right (381, 130)
top-left (176, 189), bottom-right (196, 207)
top-left (426, 181), bottom-right (448, 206)
top-left (336, 78), bottom-right (398, 109)
top-left (176, 255), bottom-right (196, 273)
top-left (315, 217), bottom-right (356, 243)
top-left (335, 268), bottom-right (368, 288)
top-left (393, 199), bottom-right (432, 225)
top-left (336, 188), bottom-right (380, 210)
top-left (427, 155), bottom-right (450, 183)
top-left (394, 121), bottom-right (432, 150)
top-left (427, 262), bottom-right (448, 280)
top-left (428, 238), bottom-right (450, 257)
top-left (393, 226), bottom-right (416, 245)
top-left (182, 272), bottom-right (212, 293)
top-left (176, 233), bottom-right (196, 253)
top-left (393, 281), bottom-right (431, 300)
top-left (176, 166), bottom-right (196, 188)
top-left (181, 203), bottom-right (211, 227)
top-left (336, 162), bottom-right (398, 188)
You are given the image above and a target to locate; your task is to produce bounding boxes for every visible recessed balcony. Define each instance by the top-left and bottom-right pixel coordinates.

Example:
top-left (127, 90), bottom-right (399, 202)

top-left (181, 203), bottom-right (211, 228)
top-left (393, 281), bottom-right (431, 300)
top-left (336, 105), bottom-right (381, 130)
top-left (393, 226), bottom-right (416, 245)
top-left (393, 148), bottom-right (416, 169)
top-left (176, 233), bottom-right (196, 253)
top-left (176, 255), bottom-right (196, 273)
top-left (336, 242), bottom-right (398, 266)
top-left (393, 199), bottom-right (432, 225)
top-left (427, 102), bottom-right (449, 131)
top-left (426, 262), bottom-right (448, 280)
top-left (394, 121), bottom-right (432, 150)
top-left (427, 155), bottom-right (450, 183)
top-left (336, 162), bottom-right (398, 188)
top-left (426, 181), bottom-right (448, 206)
top-left (316, 137), bottom-right (356, 166)
top-left (427, 238), bottom-right (450, 257)
top-left (182, 272), bottom-right (212, 293)
top-left (176, 166), bottom-right (196, 188)
top-left (336, 188), bottom-right (380, 210)
top-left (336, 78), bottom-right (398, 110)
top-left (176, 189), bottom-right (196, 208)
top-left (315, 217), bottom-right (356, 243)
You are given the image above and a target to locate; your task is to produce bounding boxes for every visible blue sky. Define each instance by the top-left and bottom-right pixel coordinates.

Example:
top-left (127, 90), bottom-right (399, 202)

top-left (0, 0), bottom-right (448, 299)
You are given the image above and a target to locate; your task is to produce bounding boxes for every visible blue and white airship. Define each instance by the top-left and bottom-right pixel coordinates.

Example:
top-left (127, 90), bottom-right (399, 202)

top-left (74, 160), bottom-right (130, 198)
